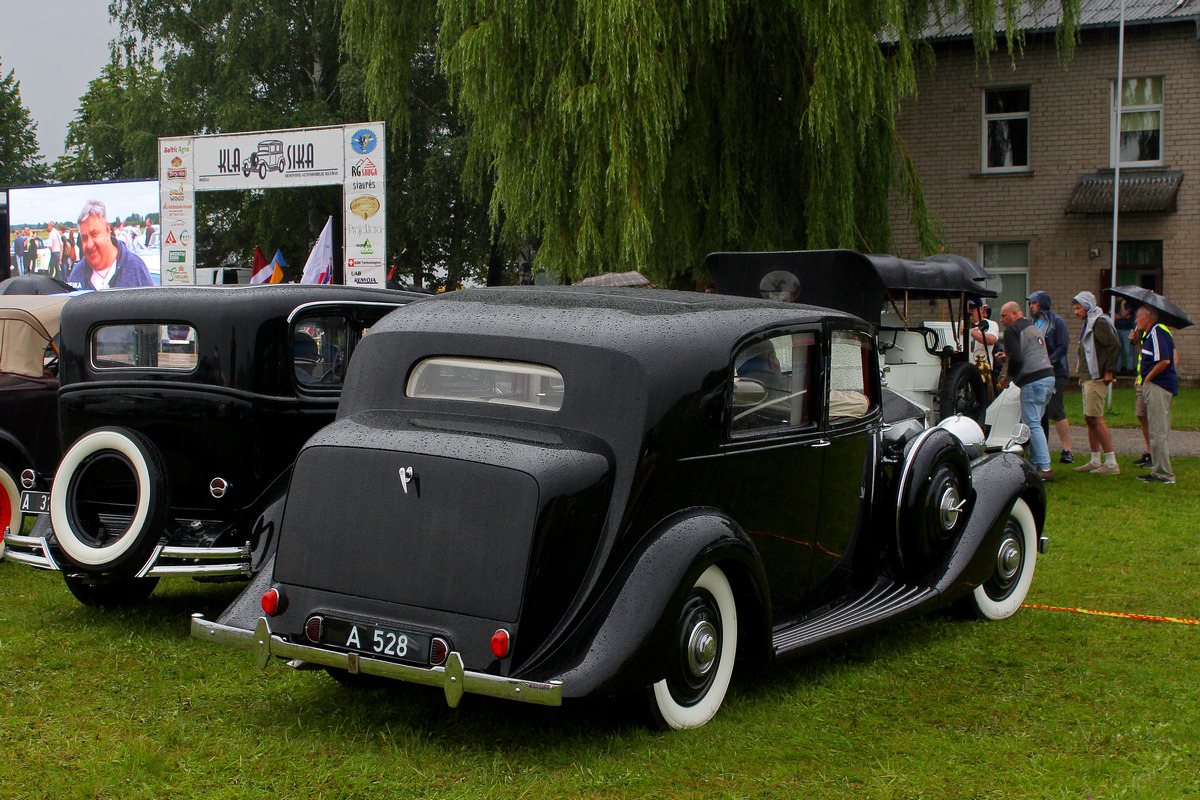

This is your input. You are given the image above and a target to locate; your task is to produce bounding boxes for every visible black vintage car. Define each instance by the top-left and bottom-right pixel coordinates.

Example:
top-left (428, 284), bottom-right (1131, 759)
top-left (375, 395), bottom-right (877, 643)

top-left (5, 284), bottom-right (418, 606)
top-left (193, 287), bottom-right (1045, 729)
top-left (0, 294), bottom-right (70, 551)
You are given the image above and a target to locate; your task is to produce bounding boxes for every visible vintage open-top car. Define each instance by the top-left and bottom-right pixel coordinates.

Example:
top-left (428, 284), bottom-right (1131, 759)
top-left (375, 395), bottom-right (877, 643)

top-left (194, 286), bottom-right (1046, 728)
top-left (0, 294), bottom-right (70, 552)
top-left (5, 284), bottom-right (417, 606)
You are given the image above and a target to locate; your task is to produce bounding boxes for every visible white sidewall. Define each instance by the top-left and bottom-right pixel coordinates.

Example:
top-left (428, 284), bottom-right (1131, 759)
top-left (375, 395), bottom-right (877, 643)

top-left (0, 465), bottom-right (20, 558)
top-left (51, 430), bottom-right (154, 568)
top-left (972, 497), bottom-right (1037, 620)
top-left (652, 564), bottom-right (738, 730)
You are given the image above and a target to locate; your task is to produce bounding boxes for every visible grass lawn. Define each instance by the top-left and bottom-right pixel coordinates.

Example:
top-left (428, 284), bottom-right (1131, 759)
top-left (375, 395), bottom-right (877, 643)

top-left (1062, 385), bottom-right (1200, 430)
top-left (2, 462), bottom-right (1199, 798)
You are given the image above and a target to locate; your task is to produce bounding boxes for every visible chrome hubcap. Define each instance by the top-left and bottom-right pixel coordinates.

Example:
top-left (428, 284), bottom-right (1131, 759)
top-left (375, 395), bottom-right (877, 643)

top-left (996, 536), bottom-right (1022, 581)
top-left (938, 485), bottom-right (964, 530)
top-left (687, 620), bottom-right (718, 678)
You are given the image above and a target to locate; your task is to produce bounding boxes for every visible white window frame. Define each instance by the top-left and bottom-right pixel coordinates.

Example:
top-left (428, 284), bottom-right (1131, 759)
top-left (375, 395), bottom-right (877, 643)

top-left (978, 242), bottom-right (1030, 312)
top-left (1111, 76), bottom-right (1163, 168)
top-left (981, 87), bottom-right (1031, 173)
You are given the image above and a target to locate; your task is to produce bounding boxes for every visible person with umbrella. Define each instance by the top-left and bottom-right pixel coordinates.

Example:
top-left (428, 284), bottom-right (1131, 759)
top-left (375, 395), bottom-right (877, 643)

top-left (1134, 305), bottom-right (1177, 484)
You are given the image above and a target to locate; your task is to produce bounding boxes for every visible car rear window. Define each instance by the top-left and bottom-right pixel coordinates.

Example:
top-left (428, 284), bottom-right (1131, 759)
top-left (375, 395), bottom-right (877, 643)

top-left (90, 323), bottom-right (198, 370)
top-left (406, 357), bottom-right (564, 411)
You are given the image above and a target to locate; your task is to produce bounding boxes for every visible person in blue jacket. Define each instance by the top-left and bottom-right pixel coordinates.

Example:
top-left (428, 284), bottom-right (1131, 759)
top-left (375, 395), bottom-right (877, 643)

top-left (1027, 291), bottom-right (1074, 463)
top-left (67, 200), bottom-right (155, 291)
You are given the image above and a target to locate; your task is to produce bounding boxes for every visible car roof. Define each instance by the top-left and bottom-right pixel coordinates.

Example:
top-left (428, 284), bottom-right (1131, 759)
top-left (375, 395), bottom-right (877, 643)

top-left (376, 285), bottom-right (860, 353)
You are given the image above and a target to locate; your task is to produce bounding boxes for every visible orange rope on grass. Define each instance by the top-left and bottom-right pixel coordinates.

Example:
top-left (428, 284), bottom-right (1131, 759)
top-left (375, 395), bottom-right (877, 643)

top-left (1023, 604), bottom-right (1200, 626)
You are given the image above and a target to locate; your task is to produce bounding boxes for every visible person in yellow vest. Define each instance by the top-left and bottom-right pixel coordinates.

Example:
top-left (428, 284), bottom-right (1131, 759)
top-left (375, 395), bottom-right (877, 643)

top-left (1133, 306), bottom-right (1177, 484)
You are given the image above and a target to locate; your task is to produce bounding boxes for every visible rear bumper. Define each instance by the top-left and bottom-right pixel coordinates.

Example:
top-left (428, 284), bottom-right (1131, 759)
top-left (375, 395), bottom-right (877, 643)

top-left (190, 614), bottom-right (563, 709)
top-left (4, 530), bottom-right (252, 578)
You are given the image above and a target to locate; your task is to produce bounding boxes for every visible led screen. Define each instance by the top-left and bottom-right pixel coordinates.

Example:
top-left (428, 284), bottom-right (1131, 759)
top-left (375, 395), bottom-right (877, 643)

top-left (7, 180), bottom-right (161, 289)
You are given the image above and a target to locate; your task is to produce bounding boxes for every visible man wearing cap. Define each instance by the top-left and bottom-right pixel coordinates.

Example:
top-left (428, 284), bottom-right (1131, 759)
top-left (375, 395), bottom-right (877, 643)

top-left (998, 301), bottom-right (1056, 482)
top-left (1134, 305), bottom-right (1177, 484)
top-left (1027, 291), bottom-right (1074, 462)
top-left (965, 299), bottom-right (999, 364)
top-left (1072, 291), bottom-right (1122, 474)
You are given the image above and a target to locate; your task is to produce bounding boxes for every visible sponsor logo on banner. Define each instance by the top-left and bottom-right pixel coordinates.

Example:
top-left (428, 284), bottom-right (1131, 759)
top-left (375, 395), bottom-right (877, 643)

top-left (350, 129), bottom-right (378, 155)
top-left (169, 251), bottom-right (186, 262)
top-left (168, 168), bottom-right (187, 179)
top-left (349, 195), bottom-right (380, 220)
top-left (170, 218), bottom-right (186, 227)
top-left (347, 222), bottom-right (384, 236)
top-left (169, 184), bottom-right (186, 202)
top-left (162, 145), bottom-right (190, 155)
top-left (351, 158), bottom-right (378, 178)
top-left (165, 231), bottom-right (178, 245)
top-left (166, 265), bottom-right (190, 282)
top-left (352, 275), bottom-right (380, 285)
top-left (180, 230), bottom-right (191, 245)
top-left (351, 180), bottom-right (376, 190)
top-left (355, 239), bottom-right (374, 255)
top-left (171, 156), bottom-right (183, 167)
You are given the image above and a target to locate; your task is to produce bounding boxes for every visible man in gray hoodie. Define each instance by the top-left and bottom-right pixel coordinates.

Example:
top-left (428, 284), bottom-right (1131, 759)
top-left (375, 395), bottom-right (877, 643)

top-left (999, 301), bottom-right (1056, 482)
top-left (1072, 291), bottom-right (1122, 474)
top-left (1027, 290), bottom-right (1074, 463)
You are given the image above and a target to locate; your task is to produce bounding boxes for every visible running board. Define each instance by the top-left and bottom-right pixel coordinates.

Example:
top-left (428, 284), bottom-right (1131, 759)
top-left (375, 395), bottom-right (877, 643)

top-left (772, 579), bottom-right (937, 657)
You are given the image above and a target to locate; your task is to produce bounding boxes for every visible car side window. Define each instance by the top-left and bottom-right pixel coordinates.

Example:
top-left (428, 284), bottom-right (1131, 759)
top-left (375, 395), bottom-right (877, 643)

top-left (293, 315), bottom-right (352, 387)
top-left (828, 330), bottom-right (874, 421)
top-left (731, 332), bottom-right (817, 435)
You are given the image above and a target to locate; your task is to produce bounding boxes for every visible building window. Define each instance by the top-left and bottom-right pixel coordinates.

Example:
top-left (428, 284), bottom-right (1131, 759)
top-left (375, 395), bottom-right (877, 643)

top-left (1115, 240), bottom-right (1163, 293)
top-left (1112, 77), bottom-right (1162, 166)
top-left (980, 242), bottom-right (1029, 311)
top-left (982, 87), bottom-right (1030, 171)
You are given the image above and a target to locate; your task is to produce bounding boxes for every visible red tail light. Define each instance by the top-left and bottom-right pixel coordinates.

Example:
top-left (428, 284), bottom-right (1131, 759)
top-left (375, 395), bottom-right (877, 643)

top-left (490, 629), bottom-right (510, 659)
top-left (305, 616), bottom-right (323, 643)
top-left (430, 637), bottom-right (449, 666)
top-left (261, 587), bottom-right (283, 616)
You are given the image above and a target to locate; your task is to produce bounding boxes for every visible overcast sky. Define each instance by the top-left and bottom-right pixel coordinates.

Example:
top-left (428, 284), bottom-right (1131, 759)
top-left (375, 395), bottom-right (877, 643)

top-left (0, 0), bottom-right (124, 165)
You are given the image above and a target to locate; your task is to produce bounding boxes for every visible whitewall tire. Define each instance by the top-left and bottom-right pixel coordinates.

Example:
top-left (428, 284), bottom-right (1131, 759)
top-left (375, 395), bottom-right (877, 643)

top-left (649, 564), bottom-right (738, 730)
top-left (50, 427), bottom-right (168, 574)
top-left (967, 497), bottom-right (1038, 620)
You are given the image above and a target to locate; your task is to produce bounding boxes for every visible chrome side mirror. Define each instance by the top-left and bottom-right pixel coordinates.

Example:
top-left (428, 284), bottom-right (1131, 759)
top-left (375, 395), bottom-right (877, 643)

top-left (1003, 422), bottom-right (1031, 454)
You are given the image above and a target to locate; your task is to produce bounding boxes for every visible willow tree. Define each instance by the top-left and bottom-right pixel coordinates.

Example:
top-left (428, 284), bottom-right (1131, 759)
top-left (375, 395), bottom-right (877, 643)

top-left (345, 0), bottom-right (1079, 284)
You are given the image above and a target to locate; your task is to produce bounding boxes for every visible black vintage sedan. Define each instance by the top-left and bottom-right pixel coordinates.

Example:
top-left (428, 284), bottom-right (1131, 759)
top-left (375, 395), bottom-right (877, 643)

top-left (5, 284), bottom-right (418, 606)
top-left (193, 287), bottom-right (1046, 729)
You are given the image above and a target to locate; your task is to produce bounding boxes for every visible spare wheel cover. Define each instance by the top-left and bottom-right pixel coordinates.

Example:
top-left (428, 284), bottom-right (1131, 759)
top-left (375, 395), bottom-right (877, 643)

top-left (51, 428), bottom-right (166, 572)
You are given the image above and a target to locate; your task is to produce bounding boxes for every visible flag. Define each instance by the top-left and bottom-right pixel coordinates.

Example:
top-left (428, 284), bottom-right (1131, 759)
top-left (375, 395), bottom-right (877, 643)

top-left (300, 217), bottom-right (334, 285)
top-left (268, 250), bottom-right (286, 284)
top-left (249, 246), bottom-right (271, 284)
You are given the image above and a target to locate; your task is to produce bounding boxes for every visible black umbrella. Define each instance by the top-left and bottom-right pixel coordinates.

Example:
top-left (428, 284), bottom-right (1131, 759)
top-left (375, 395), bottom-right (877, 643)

top-left (1104, 285), bottom-right (1193, 330)
top-left (0, 274), bottom-right (75, 295)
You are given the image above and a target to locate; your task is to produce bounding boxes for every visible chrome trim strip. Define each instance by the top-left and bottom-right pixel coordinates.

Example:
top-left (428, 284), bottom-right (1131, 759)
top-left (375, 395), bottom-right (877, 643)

top-left (159, 544), bottom-right (250, 559)
top-left (286, 300), bottom-right (408, 324)
top-left (147, 563), bottom-right (252, 577)
top-left (137, 543), bottom-right (253, 578)
top-left (191, 614), bottom-right (563, 708)
top-left (4, 533), bottom-right (60, 570)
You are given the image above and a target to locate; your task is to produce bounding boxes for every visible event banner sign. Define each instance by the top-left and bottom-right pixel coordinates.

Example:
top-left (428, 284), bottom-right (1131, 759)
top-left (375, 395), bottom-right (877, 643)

top-left (158, 123), bottom-right (386, 285)
top-left (344, 124), bottom-right (387, 289)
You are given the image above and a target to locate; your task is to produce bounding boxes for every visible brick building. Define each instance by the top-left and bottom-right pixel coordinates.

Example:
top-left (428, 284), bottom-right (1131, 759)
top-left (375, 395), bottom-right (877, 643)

top-left (889, 0), bottom-right (1199, 379)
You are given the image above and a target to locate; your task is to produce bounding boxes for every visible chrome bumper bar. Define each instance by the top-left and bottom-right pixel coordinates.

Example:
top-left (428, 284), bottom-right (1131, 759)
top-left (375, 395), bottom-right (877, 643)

top-left (191, 614), bottom-right (563, 709)
top-left (2, 533), bottom-right (252, 578)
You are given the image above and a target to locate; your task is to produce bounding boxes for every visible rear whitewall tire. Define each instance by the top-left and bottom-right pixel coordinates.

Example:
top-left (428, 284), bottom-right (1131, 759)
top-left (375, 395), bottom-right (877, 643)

top-left (649, 564), bottom-right (738, 730)
top-left (51, 428), bottom-right (167, 573)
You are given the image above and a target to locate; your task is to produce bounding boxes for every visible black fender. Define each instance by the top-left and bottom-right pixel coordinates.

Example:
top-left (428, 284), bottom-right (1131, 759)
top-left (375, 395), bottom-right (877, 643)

top-left (895, 426), bottom-right (974, 577)
top-left (0, 428), bottom-right (36, 480)
top-left (930, 452), bottom-right (1045, 603)
top-left (531, 510), bottom-right (769, 699)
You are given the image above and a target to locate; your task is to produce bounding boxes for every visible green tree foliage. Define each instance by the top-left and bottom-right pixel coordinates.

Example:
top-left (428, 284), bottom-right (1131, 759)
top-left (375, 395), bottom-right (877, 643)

top-left (433, 0), bottom-right (1078, 284)
top-left (341, 5), bottom-right (496, 289)
top-left (0, 60), bottom-right (51, 188)
top-left (54, 56), bottom-right (169, 183)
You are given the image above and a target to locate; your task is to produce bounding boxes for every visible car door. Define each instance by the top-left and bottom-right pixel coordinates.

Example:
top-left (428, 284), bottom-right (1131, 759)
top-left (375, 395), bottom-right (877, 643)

top-left (719, 328), bottom-right (826, 618)
top-left (806, 326), bottom-right (880, 599)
